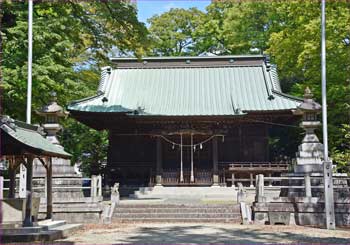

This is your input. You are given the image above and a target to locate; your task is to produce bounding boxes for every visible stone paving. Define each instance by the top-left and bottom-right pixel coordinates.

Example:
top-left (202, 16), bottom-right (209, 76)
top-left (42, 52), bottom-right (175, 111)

top-left (57, 223), bottom-right (350, 244)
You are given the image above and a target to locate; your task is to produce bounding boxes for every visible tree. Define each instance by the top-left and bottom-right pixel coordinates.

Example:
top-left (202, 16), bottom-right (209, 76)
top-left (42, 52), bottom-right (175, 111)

top-left (1, 1), bottom-right (149, 175)
top-left (267, 1), bottom-right (350, 151)
top-left (147, 8), bottom-right (204, 56)
top-left (194, 1), bottom-right (277, 55)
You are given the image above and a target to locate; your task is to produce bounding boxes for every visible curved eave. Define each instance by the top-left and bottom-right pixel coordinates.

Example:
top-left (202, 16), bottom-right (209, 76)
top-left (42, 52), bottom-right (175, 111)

top-left (1, 124), bottom-right (71, 159)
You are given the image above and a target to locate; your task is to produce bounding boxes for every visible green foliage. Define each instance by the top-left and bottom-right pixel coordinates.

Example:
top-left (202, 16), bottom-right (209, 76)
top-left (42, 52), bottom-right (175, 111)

top-left (332, 124), bottom-right (350, 173)
top-left (1, 1), bottom-right (148, 175)
top-left (147, 8), bottom-right (204, 56)
top-left (267, 1), bottom-right (350, 151)
top-left (60, 119), bottom-right (108, 176)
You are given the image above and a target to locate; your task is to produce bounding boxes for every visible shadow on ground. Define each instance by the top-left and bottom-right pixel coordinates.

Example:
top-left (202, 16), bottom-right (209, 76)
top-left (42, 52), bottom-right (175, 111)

top-left (114, 225), bottom-right (349, 244)
top-left (58, 224), bottom-right (350, 244)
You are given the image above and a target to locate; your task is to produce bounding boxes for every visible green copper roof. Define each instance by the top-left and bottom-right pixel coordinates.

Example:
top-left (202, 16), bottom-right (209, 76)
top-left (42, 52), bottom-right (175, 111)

top-left (68, 56), bottom-right (302, 116)
top-left (1, 117), bottom-right (71, 158)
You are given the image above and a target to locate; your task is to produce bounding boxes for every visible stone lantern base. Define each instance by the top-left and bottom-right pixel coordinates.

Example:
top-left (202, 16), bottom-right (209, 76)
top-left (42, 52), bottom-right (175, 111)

top-left (32, 158), bottom-right (85, 201)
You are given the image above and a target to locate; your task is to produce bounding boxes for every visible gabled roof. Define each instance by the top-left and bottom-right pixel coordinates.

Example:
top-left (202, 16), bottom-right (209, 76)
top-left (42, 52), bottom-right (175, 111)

top-left (68, 55), bottom-right (302, 116)
top-left (0, 116), bottom-right (71, 158)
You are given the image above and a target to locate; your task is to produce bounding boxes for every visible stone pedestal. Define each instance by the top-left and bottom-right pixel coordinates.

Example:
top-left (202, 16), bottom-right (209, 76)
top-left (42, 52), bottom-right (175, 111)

top-left (33, 158), bottom-right (84, 201)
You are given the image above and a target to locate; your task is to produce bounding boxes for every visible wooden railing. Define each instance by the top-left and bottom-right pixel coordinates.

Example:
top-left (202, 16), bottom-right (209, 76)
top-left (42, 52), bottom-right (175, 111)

top-left (219, 161), bottom-right (290, 172)
top-left (162, 169), bottom-right (213, 185)
top-left (219, 161), bottom-right (290, 187)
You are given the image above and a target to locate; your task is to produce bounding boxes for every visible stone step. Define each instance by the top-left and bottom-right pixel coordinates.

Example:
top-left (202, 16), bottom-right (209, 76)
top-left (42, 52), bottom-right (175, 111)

top-left (1, 222), bottom-right (82, 243)
top-left (38, 219), bottom-right (66, 229)
top-left (114, 208), bottom-right (240, 213)
top-left (112, 218), bottom-right (241, 223)
top-left (51, 223), bottom-right (82, 237)
top-left (2, 226), bottom-right (47, 235)
top-left (1, 230), bottom-right (63, 243)
top-left (112, 204), bottom-right (241, 223)
top-left (117, 204), bottom-right (239, 208)
top-left (113, 213), bottom-right (239, 219)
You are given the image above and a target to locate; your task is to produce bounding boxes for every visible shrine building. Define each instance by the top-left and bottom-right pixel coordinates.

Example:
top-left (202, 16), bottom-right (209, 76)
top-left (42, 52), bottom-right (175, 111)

top-left (68, 55), bottom-right (303, 187)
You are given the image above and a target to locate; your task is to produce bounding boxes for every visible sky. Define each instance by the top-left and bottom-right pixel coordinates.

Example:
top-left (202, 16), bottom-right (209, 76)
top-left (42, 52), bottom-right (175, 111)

top-left (136, 0), bottom-right (210, 24)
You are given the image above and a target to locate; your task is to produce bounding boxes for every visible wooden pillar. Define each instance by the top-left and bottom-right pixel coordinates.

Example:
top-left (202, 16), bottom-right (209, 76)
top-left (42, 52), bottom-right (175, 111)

top-left (239, 126), bottom-right (243, 161)
top-left (190, 134), bottom-right (194, 183)
top-left (46, 157), bottom-right (53, 219)
top-left (8, 165), bottom-right (16, 198)
top-left (212, 137), bottom-right (219, 186)
top-left (156, 137), bottom-right (162, 185)
top-left (23, 156), bottom-right (33, 227)
top-left (180, 134), bottom-right (184, 183)
top-left (265, 125), bottom-right (270, 161)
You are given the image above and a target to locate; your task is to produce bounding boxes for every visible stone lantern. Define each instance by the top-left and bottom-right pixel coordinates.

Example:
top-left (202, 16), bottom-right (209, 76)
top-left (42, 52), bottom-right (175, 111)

top-left (294, 87), bottom-right (323, 173)
top-left (33, 92), bottom-right (84, 201)
top-left (36, 92), bottom-right (68, 146)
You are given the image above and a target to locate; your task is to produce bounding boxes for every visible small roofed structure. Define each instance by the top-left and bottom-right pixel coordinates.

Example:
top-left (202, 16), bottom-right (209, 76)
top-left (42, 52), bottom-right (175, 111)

top-left (0, 115), bottom-right (70, 227)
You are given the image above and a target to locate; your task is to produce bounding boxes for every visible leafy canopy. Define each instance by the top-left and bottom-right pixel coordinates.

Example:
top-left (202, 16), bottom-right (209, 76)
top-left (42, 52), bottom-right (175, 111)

top-left (1, 1), bottom-right (149, 175)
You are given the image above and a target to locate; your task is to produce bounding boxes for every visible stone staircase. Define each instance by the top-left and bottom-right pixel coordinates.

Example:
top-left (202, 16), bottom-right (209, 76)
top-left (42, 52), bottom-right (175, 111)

top-left (128, 186), bottom-right (237, 200)
top-left (1, 220), bottom-right (81, 243)
top-left (38, 197), bottom-right (104, 223)
top-left (112, 204), bottom-right (241, 223)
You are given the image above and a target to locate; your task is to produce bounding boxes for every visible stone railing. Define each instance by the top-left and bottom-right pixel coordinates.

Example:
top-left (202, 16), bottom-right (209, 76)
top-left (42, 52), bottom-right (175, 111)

top-left (1, 175), bottom-right (103, 200)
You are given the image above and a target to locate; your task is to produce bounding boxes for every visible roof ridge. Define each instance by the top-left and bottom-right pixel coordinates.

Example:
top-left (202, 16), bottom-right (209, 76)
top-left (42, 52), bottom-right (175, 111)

top-left (113, 64), bottom-right (264, 70)
top-left (272, 90), bottom-right (303, 102)
top-left (68, 92), bottom-right (104, 107)
top-left (110, 54), bottom-right (265, 61)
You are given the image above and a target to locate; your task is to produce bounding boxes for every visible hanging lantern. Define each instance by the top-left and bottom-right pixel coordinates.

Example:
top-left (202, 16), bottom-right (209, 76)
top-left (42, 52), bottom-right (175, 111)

top-left (200, 143), bottom-right (203, 150)
top-left (194, 145), bottom-right (196, 152)
top-left (172, 143), bottom-right (175, 149)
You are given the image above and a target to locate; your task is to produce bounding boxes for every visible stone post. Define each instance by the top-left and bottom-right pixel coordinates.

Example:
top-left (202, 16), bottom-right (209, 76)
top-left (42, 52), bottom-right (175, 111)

top-left (19, 164), bottom-right (27, 198)
top-left (323, 160), bottom-right (336, 229)
top-left (255, 174), bottom-right (266, 203)
top-left (231, 173), bottom-right (235, 187)
top-left (268, 173), bottom-right (272, 187)
top-left (90, 175), bottom-right (96, 198)
top-left (98, 175), bottom-right (102, 197)
top-left (250, 173), bottom-right (254, 187)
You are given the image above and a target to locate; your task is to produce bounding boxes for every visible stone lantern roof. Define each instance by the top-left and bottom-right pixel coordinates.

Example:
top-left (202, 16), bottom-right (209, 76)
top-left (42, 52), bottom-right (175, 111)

top-left (296, 87), bottom-right (321, 113)
top-left (36, 92), bottom-right (68, 145)
top-left (36, 92), bottom-right (69, 118)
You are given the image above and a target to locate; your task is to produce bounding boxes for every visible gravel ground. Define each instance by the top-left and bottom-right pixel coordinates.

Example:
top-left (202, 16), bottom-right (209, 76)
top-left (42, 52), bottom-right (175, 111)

top-left (57, 222), bottom-right (350, 244)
